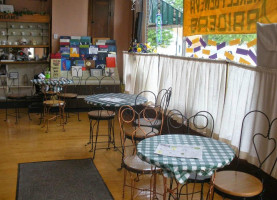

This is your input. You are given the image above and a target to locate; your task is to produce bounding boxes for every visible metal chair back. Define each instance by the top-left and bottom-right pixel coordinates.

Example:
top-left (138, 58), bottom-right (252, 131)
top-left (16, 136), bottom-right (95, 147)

top-left (167, 109), bottom-right (214, 138)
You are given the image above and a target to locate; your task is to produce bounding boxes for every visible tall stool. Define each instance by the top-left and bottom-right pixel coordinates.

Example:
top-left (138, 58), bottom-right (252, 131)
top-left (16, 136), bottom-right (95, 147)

top-left (5, 72), bottom-right (29, 124)
top-left (58, 76), bottom-right (80, 122)
top-left (86, 76), bottom-right (116, 159)
top-left (42, 81), bottom-right (65, 133)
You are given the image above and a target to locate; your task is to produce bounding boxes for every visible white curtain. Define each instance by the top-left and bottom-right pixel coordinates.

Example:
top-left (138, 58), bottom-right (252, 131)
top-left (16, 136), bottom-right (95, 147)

top-left (158, 55), bottom-right (227, 134)
top-left (219, 63), bottom-right (277, 178)
top-left (123, 52), bottom-right (159, 101)
top-left (123, 53), bottom-right (277, 178)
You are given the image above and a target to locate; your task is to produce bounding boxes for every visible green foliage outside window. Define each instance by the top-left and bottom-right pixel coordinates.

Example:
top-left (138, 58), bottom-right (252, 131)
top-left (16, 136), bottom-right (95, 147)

top-left (207, 34), bottom-right (256, 44)
top-left (163, 0), bottom-right (183, 11)
top-left (147, 28), bottom-right (174, 48)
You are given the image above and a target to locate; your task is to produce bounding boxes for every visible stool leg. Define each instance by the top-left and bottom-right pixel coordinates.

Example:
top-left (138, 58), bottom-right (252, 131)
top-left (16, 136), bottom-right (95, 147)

top-left (89, 119), bottom-right (97, 151)
top-left (60, 104), bottom-right (65, 131)
top-left (15, 104), bottom-right (18, 124)
top-left (46, 106), bottom-right (50, 133)
top-left (92, 119), bottom-right (100, 160)
top-left (42, 105), bottom-right (46, 128)
top-left (86, 118), bottom-right (92, 146)
top-left (107, 119), bottom-right (111, 149)
top-left (5, 101), bottom-right (7, 121)
top-left (77, 99), bottom-right (81, 121)
top-left (111, 118), bottom-right (116, 149)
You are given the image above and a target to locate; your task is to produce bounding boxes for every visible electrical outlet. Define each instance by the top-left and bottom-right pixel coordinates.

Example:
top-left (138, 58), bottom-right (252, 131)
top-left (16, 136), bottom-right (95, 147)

top-left (53, 34), bottom-right (58, 39)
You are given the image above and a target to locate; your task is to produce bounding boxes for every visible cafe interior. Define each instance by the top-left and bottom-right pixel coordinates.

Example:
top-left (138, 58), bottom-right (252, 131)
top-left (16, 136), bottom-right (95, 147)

top-left (0, 0), bottom-right (277, 199)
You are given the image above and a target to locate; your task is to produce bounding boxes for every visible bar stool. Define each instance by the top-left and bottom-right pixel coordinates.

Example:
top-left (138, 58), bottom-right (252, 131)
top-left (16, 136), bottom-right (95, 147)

top-left (42, 82), bottom-right (65, 133)
top-left (57, 76), bottom-right (81, 122)
top-left (5, 72), bottom-right (30, 124)
top-left (86, 76), bottom-right (116, 159)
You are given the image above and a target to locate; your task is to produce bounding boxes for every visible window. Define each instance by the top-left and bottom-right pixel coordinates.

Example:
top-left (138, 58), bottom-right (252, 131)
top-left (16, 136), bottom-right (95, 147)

top-left (146, 0), bottom-right (183, 56)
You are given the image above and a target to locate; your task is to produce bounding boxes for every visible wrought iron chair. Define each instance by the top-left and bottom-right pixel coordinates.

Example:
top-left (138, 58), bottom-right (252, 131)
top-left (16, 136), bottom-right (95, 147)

top-left (58, 75), bottom-right (81, 122)
top-left (118, 105), bottom-right (163, 199)
top-left (134, 87), bottom-right (172, 130)
top-left (42, 80), bottom-right (65, 133)
top-left (211, 110), bottom-right (277, 200)
top-left (167, 109), bottom-right (214, 200)
top-left (86, 76), bottom-right (117, 160)
top-left (5, 72), bottom-right (30, 124)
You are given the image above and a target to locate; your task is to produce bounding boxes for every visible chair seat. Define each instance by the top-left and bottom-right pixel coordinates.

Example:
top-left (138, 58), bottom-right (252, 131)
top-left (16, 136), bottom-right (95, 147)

top-left (124, 126), bottom-right (159, 140)
top-left (88, 110), bottom-right (115, 120)
top-left (7, 94), bottom-right (26, 99)
top-left (124, 155), bottom-right (161, 173)
top-left (135, 118), bottom-right (162, 127)
top-left (43, 100), bottom-right (65, 107)
top-left (214, 171), bottom-right (263, 197)
top-left (58, 93), bottom-right (78, 99)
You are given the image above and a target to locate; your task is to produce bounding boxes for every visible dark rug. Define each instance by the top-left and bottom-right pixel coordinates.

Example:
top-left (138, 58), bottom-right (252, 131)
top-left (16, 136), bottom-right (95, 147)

top-left (16, 158), bottom-right (114, 200)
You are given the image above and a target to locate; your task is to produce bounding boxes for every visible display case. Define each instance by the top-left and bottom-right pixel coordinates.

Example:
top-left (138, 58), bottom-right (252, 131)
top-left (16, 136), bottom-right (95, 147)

top-left (0, 14), bottom-right (50, 98)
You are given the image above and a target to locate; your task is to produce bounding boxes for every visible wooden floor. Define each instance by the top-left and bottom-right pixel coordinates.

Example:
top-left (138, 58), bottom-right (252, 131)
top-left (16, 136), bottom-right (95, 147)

top-left (0, 109), bottom-right (223, 200)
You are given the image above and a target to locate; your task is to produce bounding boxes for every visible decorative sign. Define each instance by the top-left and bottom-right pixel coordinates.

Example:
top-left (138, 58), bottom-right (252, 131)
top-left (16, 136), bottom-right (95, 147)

top-left (156, 14), bottom-right (162, 45)
top-left (51, 59), bottom-right (61, 79)
top-left (183, 0), bottom-right (277, 36)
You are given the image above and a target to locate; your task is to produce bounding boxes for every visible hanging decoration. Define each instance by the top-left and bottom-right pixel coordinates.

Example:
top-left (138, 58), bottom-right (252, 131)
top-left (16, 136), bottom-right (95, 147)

top-left (131, 0), bottom-right (136, 10)
top-left (156, 13), bottom-right (162, 45)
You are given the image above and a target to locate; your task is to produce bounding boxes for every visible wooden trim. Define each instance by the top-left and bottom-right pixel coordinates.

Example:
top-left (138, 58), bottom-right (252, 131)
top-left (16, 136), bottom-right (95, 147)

top-left (0, 14), bottom-right (50, 23)
top-left (0, 61), bottom-right (49, 64)
top-left (87, 0), bottom-right (93, 37)
top-left (0, 45), bottom-right (49, 48)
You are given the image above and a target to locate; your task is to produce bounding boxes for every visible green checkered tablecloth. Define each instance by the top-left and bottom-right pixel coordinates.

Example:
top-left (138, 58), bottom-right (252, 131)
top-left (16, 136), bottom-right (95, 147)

top-left (85, 93), bottom-right (148, 107)
top-left (137, 134), bottom-right (235, 184)
top-left (31, 79), bottom-right (73, 86)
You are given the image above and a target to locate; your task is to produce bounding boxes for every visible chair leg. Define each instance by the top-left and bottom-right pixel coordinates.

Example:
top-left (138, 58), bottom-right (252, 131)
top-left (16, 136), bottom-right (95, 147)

top-left (86, 119), bottom-right (92, 146)
top-left (111, 118), bottom-right (116, 149)
top-left (28, 108), bottom-right (32, 121)
top-left (163, 176), bottom-right (167, 200)
top-left (77, 99), bottom-right (81, 121)
top-left (60, 105), bottom-right (65, 132)
top-left (15, 106), bottom-right (18, 124)
top-left (89, 119), bottom-right (97, 151)
top-left (46, 106), bottom-right (49, 133)
top-left (5, 101), bottom-right (7, 121)
top-left (92, 119), bottom-right (100, 159)
top-left (200, 182), bottom-right (204, 200)
top-left (122, 169), bottom-right (127, 200)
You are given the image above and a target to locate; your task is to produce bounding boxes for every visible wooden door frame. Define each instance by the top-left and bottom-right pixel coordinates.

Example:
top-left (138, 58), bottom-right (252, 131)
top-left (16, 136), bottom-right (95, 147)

top-left (87, 0), bottom-right (114, 39)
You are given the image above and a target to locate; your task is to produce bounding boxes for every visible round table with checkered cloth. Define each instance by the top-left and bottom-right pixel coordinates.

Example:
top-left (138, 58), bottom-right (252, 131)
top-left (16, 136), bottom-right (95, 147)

top-left (84, 93), bottom-right (147, 107)
top-left (137, 134), bottom-right (235, 184)
top-left (31, 79), bottom-right (73, 86)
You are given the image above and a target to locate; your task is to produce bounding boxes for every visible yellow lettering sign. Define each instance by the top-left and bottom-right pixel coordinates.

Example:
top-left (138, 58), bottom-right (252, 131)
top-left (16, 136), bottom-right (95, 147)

top-left (184, 0), bottom-right (277, 36)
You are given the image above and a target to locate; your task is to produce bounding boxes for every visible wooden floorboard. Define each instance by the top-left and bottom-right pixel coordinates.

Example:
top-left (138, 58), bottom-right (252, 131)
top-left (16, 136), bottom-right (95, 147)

top-left (0, 109), bottom-right (223, 200)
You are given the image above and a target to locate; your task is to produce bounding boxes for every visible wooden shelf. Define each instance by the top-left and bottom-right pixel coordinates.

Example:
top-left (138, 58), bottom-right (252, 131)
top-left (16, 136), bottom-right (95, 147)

top-left (0, 45), bottom-right (49, 48)
top-left (9, 85), bottom-right (33, 88)
top-left (0, 61), bottom-right (49, 64)
top-left (0, 14), bottom-right (50, 23)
